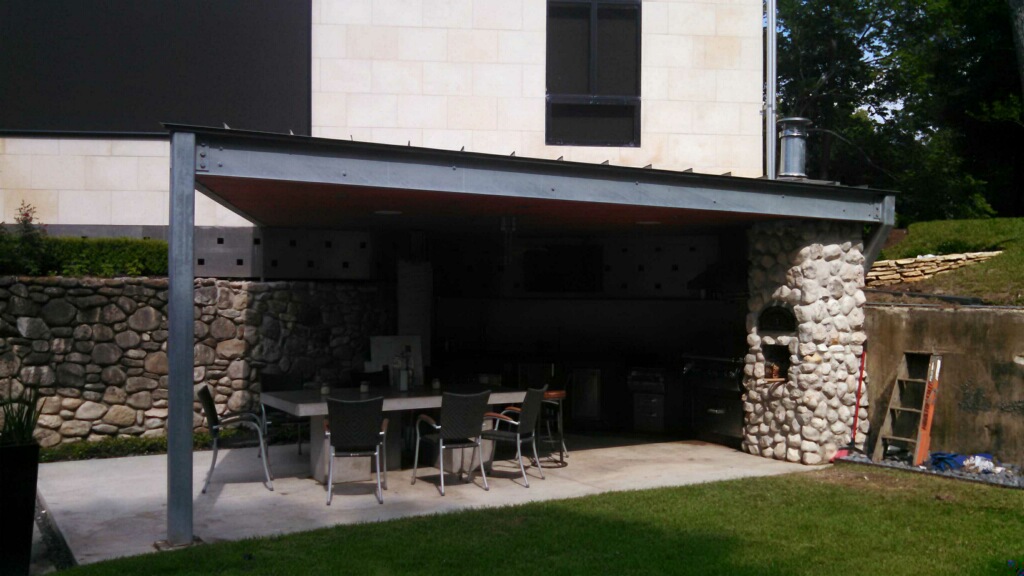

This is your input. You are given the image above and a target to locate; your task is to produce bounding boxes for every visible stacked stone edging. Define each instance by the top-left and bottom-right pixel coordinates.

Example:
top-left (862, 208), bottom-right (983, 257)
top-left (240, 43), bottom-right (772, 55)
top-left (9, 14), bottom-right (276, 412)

top-left (0, 276), bottom-right (392, 447)
top-left (743, 222), bottom-right (870, 465)
top-left (866, 251), bottom-right (1002, 287)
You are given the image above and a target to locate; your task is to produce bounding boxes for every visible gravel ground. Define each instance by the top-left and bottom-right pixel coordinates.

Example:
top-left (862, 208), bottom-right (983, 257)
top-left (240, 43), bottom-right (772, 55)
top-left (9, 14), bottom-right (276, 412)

top-left (840, 452), bottom-right (1024, 489)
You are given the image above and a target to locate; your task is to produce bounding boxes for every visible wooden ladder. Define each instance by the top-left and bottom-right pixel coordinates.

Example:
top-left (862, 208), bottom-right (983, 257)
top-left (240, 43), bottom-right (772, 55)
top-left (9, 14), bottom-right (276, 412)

top-left (872, 353), bottom-right (943, 465)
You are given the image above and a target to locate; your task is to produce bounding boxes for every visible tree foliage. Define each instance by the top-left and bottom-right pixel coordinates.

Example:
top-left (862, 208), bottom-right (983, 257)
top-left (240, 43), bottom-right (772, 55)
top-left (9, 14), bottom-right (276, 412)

top-left (776, 0), bottom-right (1024, 225)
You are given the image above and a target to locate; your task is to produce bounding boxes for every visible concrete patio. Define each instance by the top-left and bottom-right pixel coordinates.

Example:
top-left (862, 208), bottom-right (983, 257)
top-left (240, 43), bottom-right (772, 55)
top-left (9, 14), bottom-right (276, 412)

top-left (37, 437), bottom-right (807, 566)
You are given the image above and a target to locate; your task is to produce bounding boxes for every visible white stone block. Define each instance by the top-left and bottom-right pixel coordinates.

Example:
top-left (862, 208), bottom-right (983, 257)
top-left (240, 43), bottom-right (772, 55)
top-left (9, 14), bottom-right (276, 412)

top-left (137, 157), bottom-right (170, 192)
top-left (109, 191), bottom-right (167, 225)
top-left (497, 97), bottom-right (544, 132)
top-left (321, 59), bottom-right (373, 93)
top-left (58, 139), bottom-right (111, 156)
top-left (398, 27), bottom-right (449, 61)
top-left (473, 0), bottom-right (522, 30)
top-left (313, 92), bottom-right (349, 128)
top-left (397, 95), bottom-right (448, 129)
top-left (373, 0), bottom-right (423, 27)
top-left (5, 189), bottom-right (58, 223)
top-left (692, 102), bottom-right (741, 134)
top-left (521, 64), bottom-right (545, 97)
top-left (313, 25), bottom-right (347, 59)
top-left (668, 3), bottom-right (716, 36)
top-left (84, 156), bottom-right (138, 191)
top-left (322, 0), bottom-right (372, 24)
top-left (32, 155), bottom-right (85, 190)
top-left (59, 190), bottom-right (111, 224)
top-left (715, 5), bottom-right (762, 38)
top-left (4, 138), bottom-right (59, 155)
top-left (522, 0), bottom-right (545, 31)
top-left (423, 62), bottom-right (473, 95)
top-left (643, 34), bottom-right (696, 68)
top-left (372, 60), bottom-right (423, 93)
top-left (447, 29), bottom-right (498, 62)
top-left (646, 101), bottom-right (694, 134)
top-left (447, 96), bottom-right (497, 130)
top-left (0, 155), bottom-right (33, 189)
top-left (471, 130), bottom-right (521, 155)
top-left (423, 0), bottom-right (473, 29)
top-left (472, 63), bottom-right (522, 96)
top-left (642, 2), bottom-right (669, 35)
top-left (348, 94), bottom-right (399, 127)
top-left (110, 140), bottom-right (168, 157)
top-left (701, 37), bottom-right (742, 69)
top-left (667, 68), bottom-right (716, 102)
top-left (347, 26), bottom-right (400, 60)
top-left (371, 128), bottom-right (423, 146)
top-left (498, 30), bottom-right (544, 64)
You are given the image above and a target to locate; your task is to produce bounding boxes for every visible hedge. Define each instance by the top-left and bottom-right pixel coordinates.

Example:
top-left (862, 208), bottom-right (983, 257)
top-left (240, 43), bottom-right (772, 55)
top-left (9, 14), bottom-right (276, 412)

top-left (0, 236), bottom-right (168, 277)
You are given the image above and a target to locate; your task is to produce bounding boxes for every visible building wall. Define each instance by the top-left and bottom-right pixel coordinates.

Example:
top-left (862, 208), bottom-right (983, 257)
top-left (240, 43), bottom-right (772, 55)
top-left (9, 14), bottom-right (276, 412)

top-left (312, 0), bottom-right (764, 175)
top-left (0, 137), bottom-right (249, 227)
top-left (2, 0), bottom-right (764, 229)
top-left (0, 276), bottom-right (394, 447)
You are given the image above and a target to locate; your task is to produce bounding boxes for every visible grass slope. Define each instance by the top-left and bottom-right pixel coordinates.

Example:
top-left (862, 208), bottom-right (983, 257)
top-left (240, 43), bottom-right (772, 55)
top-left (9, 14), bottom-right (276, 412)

top-left (66, 467), bottom-right (1024, 576)
top-left (878, 218), bottom-right (1024, 305)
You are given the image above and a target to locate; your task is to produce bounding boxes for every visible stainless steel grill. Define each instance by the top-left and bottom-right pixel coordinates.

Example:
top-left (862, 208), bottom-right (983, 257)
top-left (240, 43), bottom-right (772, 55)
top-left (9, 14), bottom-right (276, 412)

top-left (680, 356), bottom-right (744, 446)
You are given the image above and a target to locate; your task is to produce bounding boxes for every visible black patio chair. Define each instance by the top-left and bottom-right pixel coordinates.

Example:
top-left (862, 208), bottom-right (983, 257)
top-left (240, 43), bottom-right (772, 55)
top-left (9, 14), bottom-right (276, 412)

top-left (325, 396), bottom-right (388, 505)
top-left (259, 372), bottom-right (309, 455)
top-left (482, 386), bottom-right (547, 487)
top-left (411, 390), bottom-right (491, 496)
top-left (198, 385), bottom-right (273, 493)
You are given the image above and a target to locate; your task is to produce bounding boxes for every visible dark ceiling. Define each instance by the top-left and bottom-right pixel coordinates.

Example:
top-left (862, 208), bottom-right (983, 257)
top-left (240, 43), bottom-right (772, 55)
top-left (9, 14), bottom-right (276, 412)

top-left (198, 175), bottom-right (780, 236)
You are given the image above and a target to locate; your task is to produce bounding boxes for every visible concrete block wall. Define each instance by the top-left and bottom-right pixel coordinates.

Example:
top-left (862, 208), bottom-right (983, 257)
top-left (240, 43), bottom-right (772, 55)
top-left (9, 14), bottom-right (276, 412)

top-left (313, 0), bottom-right (764, 176)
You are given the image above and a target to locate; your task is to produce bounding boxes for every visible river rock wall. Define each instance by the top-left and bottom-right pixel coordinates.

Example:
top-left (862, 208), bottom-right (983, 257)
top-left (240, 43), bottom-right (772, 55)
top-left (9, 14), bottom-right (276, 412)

top-left (743, 221), bottom-right (870, 464)
top-left (0, 277), bottom-right (393, 447)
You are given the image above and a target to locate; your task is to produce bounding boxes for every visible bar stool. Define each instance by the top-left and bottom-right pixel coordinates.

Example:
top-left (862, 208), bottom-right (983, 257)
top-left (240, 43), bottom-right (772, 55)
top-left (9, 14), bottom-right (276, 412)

top-left (541, 390), bottom-right (568, 464)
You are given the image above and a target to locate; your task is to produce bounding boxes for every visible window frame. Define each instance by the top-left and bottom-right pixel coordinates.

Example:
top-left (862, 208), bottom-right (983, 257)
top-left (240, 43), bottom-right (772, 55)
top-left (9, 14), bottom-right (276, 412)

top-left (545, 0), bottom-right (642, 148)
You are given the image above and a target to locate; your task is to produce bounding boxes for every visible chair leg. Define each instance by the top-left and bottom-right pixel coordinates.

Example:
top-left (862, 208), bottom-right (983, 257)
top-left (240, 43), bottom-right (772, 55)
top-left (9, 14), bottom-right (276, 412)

top-left (202, 437), bottom-right (219, 494)
top-left (382, 439), bottom-right (388, 490)
top-left (374, 449), bottom-right (384, 504)
top-left (516, 438), bottom-right (529, 488)
top-left (476, 438), bottom-right (489, 491)
top-left (531, 436), bottom-right (545, 480)
top-left (326, 447), bottom-right (334, 506)
top-left (255, 426), bottom-right (274, 492)
top-left (411, 434), bottom-right (420, 485)
top-left (558, 401), bottom-right (568, 460)
top-left (438, 440), bottom-right (446, 496)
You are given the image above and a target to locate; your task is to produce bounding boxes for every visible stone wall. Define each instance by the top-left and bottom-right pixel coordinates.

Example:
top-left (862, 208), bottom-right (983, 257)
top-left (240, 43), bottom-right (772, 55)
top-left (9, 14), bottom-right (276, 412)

top-left (0, 277), bottom-right (393, 447)
top-left (742, 221), bottom-right (870, 464)
top-left (866, 251), bottom-right (1001, 287)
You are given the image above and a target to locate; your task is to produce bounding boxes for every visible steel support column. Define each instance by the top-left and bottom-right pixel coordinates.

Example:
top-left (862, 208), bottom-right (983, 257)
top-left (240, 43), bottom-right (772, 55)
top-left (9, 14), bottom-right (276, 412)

top-left (167, 131), bottom-right (196, 546)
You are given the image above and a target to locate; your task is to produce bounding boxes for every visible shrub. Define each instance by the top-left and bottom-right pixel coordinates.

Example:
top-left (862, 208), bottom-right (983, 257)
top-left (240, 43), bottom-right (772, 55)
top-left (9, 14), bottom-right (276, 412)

top-left (0, 202), bottom-right (169, 277)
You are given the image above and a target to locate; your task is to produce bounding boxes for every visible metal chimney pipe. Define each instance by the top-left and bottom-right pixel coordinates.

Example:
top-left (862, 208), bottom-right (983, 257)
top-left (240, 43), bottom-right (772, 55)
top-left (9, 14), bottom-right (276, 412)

top-left (765, 0), bottom-right (778, 179)
top-left (777, 117), bottom-right (812, 179)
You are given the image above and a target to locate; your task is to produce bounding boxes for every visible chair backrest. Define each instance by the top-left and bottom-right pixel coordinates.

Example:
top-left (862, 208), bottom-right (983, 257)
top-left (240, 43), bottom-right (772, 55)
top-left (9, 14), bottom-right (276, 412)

top-left (516, 386), bottom-right (548, 435)
top-left (327, 396), bottom-right (385, 451)
top-left (439, 391), bottom-right (491, 441)
top-left (260, 372), bottom-right (306, 394)
top-left (197, 385), bottom-right (220, 437)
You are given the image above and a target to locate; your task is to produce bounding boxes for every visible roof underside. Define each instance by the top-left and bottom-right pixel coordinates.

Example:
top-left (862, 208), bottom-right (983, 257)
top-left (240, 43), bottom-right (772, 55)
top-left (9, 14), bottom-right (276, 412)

top-left (178, 125), bottom-right (895, 236)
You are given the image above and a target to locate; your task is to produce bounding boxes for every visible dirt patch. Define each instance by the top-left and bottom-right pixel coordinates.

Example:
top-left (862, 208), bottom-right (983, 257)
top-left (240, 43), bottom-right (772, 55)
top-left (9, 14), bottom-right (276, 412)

top-left (805, 466), bottom-right (915, 494)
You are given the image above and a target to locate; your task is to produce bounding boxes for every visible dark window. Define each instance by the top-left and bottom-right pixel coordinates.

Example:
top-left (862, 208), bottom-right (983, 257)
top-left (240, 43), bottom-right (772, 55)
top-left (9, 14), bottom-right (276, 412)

top-left (546, 0), bottom-right (641, 147)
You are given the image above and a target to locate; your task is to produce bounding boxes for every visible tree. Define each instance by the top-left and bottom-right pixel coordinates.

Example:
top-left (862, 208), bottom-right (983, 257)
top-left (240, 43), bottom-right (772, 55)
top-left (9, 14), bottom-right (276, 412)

top-left (1010, 0), bottom-right (1024, 99)
top-left (776, 0), bottom-right (1024, 223)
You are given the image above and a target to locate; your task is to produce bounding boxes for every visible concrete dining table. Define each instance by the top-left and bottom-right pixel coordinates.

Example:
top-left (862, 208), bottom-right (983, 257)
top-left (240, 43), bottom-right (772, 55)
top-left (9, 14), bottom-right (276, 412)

top-left (259, 385), bottom-right (527, 483)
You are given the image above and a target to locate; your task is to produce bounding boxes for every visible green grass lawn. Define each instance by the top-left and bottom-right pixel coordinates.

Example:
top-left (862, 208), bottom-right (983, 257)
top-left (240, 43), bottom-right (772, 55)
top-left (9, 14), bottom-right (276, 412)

top-left (879, 218), bottom-right (1024, 305)
top-left (65, 466), bottom-right (1024, 576)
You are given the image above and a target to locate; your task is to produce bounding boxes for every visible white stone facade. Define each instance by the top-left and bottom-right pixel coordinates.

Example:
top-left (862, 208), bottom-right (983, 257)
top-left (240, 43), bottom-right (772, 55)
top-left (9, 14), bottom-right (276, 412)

top-left (0, 138), bottom-right (249, 227)
top-left (743, 221), bottom-right (870, 464)
top-left (1, 0), bottom-right (764, 230)
top-left (312, 0), bottom-right (764, 175)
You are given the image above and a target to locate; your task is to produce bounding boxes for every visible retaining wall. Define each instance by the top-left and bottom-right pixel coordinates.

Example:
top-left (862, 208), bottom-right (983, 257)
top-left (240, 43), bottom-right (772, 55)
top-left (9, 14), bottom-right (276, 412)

top-left (866, 251), bottom-right (1001, 287)
top-left (0, 277), bottom-right (393, 447)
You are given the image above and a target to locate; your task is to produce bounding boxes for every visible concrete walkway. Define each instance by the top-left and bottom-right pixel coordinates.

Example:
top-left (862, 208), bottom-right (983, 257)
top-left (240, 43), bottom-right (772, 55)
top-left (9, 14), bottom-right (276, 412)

top-left (37, 438), bottom-right (806, 566)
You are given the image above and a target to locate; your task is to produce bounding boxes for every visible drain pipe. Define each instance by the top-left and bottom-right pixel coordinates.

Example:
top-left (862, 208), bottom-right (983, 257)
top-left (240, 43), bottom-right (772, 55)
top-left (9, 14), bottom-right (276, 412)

top-left (765, 0), bottom-right (777, 179)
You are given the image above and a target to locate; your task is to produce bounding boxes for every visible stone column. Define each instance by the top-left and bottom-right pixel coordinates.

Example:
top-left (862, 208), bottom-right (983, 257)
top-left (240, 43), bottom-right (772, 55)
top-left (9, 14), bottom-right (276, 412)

top-left (742, 221), bottom-right (870, 464)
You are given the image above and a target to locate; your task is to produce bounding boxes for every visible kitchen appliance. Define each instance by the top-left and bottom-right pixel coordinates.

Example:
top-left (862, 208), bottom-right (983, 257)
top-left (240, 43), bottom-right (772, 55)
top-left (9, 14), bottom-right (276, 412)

top-left (680, 356), bottom-right (744, 447)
